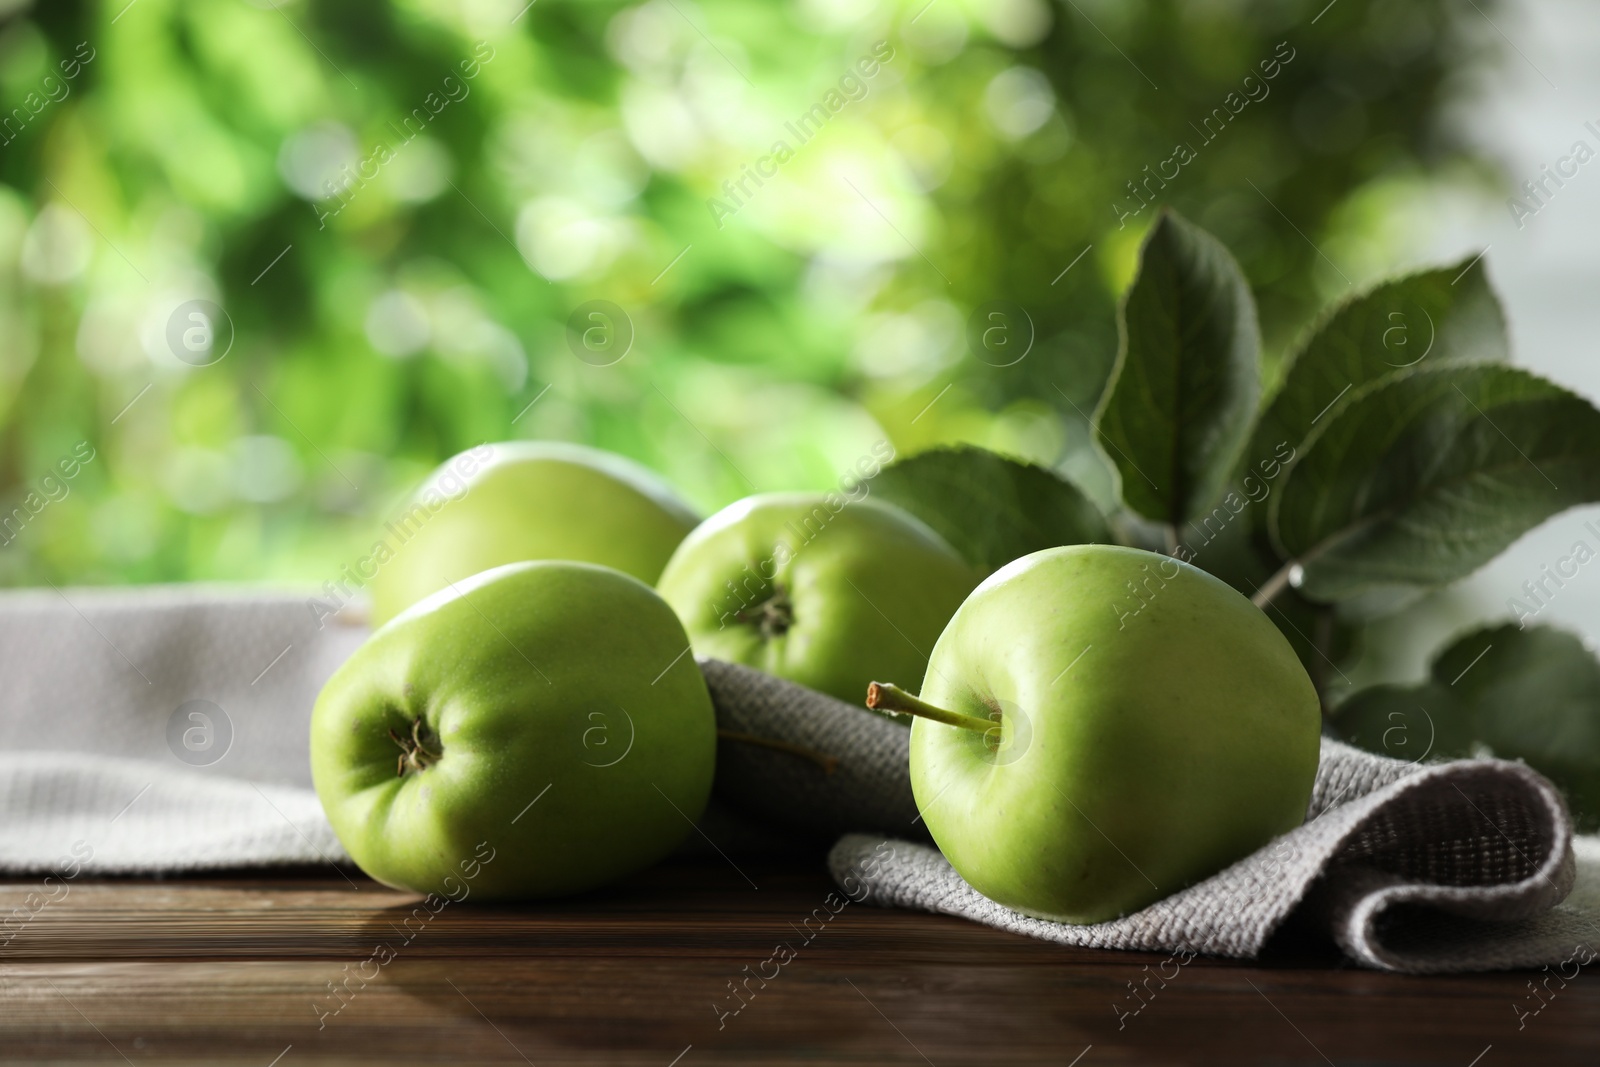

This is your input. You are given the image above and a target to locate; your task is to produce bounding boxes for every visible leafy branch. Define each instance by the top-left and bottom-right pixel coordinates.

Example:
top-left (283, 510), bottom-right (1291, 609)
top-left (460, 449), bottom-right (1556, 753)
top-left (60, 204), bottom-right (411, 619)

top-left (871, 209), bottom-right (1600, 826)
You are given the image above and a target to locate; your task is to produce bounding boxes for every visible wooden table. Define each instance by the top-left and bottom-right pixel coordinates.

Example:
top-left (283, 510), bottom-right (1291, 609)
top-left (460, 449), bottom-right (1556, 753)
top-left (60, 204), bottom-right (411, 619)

top-left (0, 853), bottom-right (1592, 1066)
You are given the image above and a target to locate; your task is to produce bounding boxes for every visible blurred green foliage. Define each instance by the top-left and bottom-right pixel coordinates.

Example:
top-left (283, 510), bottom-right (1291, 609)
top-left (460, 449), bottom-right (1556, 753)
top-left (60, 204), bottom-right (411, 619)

top-left (0, 0), bottom-right (1495, 588)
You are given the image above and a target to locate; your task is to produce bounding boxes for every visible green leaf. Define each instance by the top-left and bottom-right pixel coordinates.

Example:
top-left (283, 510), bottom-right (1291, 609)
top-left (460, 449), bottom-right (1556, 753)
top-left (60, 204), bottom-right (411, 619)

top-left (1248, 256), bottom-right (1508, 467)
top-left (1269, 363), bottom-right (1600, 602)
top-left (1094, 210), bottom-right (1261, 528)
top-left (1332, 623), bottom-right (1600, 830)
top-left (1327, 681), bottom-right (1476, 765)
top-left (868, 445), bottom-right (1111, 574)
top-left (1180, 513), bottom-right (1354, 692)
top-left (1443, 625), bottom-right (1600, 830)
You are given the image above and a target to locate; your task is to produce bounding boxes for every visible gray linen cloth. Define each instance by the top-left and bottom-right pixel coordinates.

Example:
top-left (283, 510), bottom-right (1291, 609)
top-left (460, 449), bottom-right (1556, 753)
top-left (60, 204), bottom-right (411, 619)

top-left (0, 585), bottom-right (361, 871)
top-left (704, 659), bottom-right (1599, 974)
top-left (0, 587), bottom-right (1595, 974)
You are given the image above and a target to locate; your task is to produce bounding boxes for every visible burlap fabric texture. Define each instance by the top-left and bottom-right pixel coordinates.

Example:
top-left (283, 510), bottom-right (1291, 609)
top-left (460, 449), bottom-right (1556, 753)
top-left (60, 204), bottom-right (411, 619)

top-left (0, 588), bottom-right (1591, 973)
top-left (701, 659), bottom-right (1599, 974)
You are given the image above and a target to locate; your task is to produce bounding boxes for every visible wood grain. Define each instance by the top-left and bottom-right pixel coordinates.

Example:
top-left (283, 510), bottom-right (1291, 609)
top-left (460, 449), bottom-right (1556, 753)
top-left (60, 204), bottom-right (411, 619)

top-left (0, 855), bottom-right (1593, 1066)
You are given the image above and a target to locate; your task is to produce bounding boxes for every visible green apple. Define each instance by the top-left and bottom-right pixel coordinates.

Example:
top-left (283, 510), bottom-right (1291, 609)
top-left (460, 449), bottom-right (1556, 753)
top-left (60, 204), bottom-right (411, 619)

top-left (656, 493), bottom-right (981, 706)
top-left (311, 560), bottom-right (716, 900)
top-left (872, 544), bottom-right (1320, 924)
top-left (369, 441), bottom-right (699, 626)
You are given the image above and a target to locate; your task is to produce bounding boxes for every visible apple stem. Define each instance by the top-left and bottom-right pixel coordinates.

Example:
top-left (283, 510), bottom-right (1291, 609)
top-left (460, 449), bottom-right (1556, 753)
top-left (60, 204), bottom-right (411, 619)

top-left (733, 585), bottom-right (794, 639)
top-left (865, 682), bottom-right (994, 734)
top-left (1252, 559), bottom-right (1299, 611)
top-left (389, 718), bottom-right (442, 777)
top-left (716, 728), bottom-right (839, 775)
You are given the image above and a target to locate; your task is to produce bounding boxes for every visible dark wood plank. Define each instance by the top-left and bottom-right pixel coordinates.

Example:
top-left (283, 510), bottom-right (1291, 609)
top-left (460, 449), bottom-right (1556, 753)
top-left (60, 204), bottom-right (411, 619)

top-left (0, 856), bottom-right (1592, 1065)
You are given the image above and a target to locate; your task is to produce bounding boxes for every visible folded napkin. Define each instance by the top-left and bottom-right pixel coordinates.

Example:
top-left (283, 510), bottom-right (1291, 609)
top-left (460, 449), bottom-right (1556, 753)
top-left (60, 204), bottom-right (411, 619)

top-left (1, 586), bottom-right (1595, 974)
top-left (0, 585), bottom-right (361, 874)
top-left (701, 659), bottom-right (1600, 974)
top-left (0, 584), bottom-right (364, 789)
top-left (0, 752), bottom-right (343, 873)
